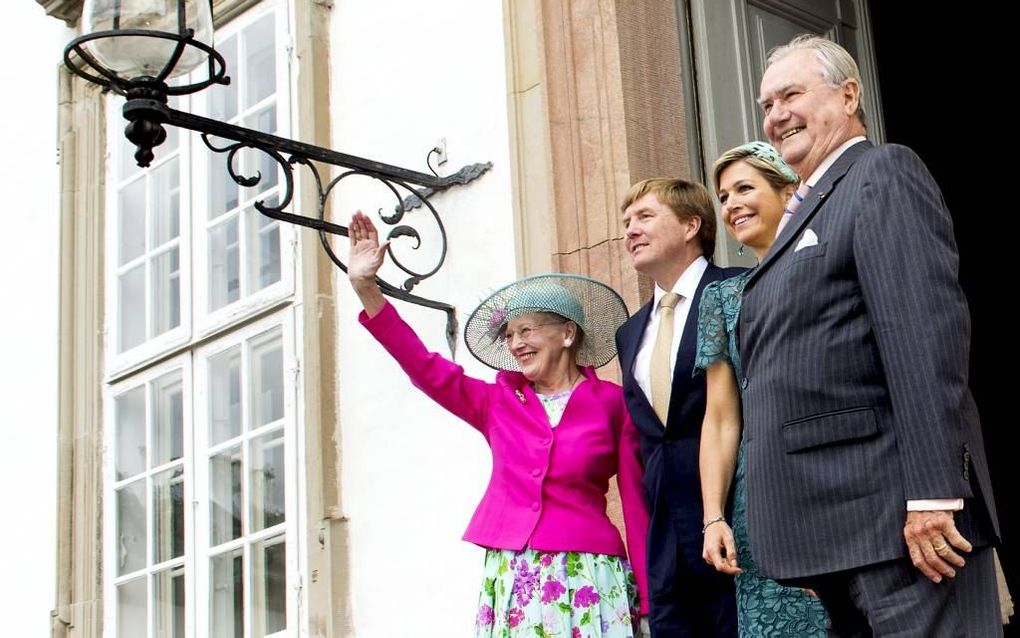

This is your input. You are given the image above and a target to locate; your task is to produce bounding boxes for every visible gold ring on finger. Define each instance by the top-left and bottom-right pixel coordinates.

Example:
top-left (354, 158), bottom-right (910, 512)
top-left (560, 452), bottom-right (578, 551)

top-left (933, 542), bottom-right (949, 553)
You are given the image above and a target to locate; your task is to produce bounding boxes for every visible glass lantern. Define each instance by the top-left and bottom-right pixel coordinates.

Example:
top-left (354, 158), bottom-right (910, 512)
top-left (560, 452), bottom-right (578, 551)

top-left (80, 0), bottom-right (214, 80)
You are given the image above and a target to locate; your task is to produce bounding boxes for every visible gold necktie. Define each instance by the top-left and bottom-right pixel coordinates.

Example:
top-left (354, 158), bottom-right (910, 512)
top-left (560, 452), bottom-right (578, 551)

top-left (651, 292), bottom-right (681, 425)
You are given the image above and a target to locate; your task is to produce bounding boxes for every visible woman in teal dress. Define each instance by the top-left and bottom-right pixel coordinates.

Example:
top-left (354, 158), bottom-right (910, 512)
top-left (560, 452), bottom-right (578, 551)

top-left (695, 142), bottom-right (828, 637)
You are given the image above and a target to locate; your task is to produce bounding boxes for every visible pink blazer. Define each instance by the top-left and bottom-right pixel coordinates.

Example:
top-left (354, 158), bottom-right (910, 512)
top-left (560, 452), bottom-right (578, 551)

top-left (360, 302), bottom-right (650, 611)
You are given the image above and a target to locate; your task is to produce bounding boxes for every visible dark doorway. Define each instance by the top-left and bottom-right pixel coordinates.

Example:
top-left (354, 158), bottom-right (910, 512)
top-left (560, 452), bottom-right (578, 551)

top-left (869, 2), bottom-right (1014, 631)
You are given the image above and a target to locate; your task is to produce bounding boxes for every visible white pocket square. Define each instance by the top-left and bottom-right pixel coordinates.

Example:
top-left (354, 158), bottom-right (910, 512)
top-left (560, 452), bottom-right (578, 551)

top-left (795, 229), bottom-right (819, 251)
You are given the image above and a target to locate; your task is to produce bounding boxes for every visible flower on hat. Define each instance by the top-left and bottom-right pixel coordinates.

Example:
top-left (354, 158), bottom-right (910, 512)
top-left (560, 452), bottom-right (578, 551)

top-left (486, 307), bottom-right (508, 340)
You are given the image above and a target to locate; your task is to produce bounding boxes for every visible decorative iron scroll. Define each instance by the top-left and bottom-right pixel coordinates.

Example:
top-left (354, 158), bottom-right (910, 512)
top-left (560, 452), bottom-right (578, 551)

top-left (65, 26), bottom-right (490, 354)
top-left (177, 105), bottom-right (491, 355)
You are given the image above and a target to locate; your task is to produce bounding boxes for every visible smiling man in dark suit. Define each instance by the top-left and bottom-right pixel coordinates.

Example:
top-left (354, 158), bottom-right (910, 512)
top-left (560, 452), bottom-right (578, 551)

top-left (739, 34), bottom-right (1002, 636)
top-left (615, 178), bottom-right (741, 637)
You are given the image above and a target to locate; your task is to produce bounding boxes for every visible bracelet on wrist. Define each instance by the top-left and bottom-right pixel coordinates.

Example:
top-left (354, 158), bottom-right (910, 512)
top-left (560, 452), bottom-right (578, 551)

top-left (702, 515), bottom-right (726, 534)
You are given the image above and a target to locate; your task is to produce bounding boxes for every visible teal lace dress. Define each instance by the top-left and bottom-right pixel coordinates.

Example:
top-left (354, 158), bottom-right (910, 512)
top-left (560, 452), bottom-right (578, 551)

top-left (695, 270), bottom-right (828, 637)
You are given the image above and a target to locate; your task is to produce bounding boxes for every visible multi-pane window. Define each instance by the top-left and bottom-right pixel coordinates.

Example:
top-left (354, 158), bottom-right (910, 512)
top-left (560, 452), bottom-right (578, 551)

top-left (200, 10), bottom-right (286, 320)
top-left (199, 325), bottom-right (290, 637)
top-left (109, 365), bottom-right (188, 638)
top-left (111, 98), bottom-right (186, 357)
top-left (104, 3), bottom-right (297, 637)
top-left (108, 313), bottom-right (295, 638)
top-left (108, 8), bottom-right (292, 371)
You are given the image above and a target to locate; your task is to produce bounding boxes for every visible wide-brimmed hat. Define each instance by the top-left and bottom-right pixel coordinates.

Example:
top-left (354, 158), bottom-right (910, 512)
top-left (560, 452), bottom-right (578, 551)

top-left (464, 273), bottom-right (629, 371)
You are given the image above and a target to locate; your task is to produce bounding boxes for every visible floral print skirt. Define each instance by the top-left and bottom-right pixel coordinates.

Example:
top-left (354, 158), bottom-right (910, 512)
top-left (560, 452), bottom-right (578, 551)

top-left (473, 548), bottom-right (639, 638)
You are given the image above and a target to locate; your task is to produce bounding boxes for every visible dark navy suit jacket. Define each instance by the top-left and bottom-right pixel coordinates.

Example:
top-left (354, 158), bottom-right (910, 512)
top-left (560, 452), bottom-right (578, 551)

top-left (615, 262), bottom-right (743, 600)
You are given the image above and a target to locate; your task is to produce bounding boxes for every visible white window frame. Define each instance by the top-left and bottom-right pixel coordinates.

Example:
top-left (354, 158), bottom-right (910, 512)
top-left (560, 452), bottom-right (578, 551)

top-left (102, 0), bottom-right (296, 376)
top-left (104, 95), bottom-right (194, 376)
top-left (103, 355), bottom-right (195, 638)
top-left (192, 1), bottom-right (296, 338)
top-left (193, 308), bottom-right (300, 638)
top-left (102, 2), bottom-right (303, 635)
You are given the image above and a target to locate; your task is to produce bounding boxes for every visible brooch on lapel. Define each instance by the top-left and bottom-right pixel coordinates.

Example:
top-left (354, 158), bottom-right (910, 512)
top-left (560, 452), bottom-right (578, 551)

top-left (515, 389), bottom-right (526, 404)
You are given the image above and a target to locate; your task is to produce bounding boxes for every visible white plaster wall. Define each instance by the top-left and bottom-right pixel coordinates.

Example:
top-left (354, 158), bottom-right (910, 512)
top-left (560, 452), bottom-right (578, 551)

top-left (329, 2), bottom-right (518, 636)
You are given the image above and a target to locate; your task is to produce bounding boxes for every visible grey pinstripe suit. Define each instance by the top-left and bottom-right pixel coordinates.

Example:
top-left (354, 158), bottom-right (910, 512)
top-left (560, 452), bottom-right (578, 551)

top-left (738, 140), bottom-right (1001, 634)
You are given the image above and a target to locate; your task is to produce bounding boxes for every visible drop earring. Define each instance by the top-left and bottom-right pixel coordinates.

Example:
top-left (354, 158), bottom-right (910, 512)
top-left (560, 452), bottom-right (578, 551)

top-left (737, 244), bottom-right (745, 256)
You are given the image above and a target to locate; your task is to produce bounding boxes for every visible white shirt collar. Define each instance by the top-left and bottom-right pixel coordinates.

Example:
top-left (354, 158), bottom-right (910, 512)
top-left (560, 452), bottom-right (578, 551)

top-left (805, 136), bottom-right (868, 187)
top-left (652, 256), bottom-right (708, 308)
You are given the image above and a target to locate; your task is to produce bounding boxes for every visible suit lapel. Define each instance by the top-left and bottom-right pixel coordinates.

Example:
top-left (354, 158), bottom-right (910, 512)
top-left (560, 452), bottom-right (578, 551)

top-left (618, 301), bottom-right (666, 434)
top-left (748, 140), bottom-right (873, 288)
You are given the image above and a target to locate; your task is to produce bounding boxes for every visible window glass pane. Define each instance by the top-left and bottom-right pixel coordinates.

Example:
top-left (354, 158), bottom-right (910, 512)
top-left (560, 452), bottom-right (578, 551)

top-left (251, 334), bottom-right (283, 428)
top-left (246, 107), bottom-right (278, 195)
top-left (119, 263), bottom-right (146, 353)
top-left (244, 14), bottom-right (276, 109)
top-left (118, 178), bottom-right (146, 266)
top-left (250, 429), bottom-right (284, 532)
top-left (117, 479), bottom-right (147, 575)
top-left (152, 466), bottom-right (185, 563)
top-left (208, 151), bottom-right (239, 221)
top-left (251, 204), bottom-right (281, 291)
top-left (151, 247), bottom-right (181, 336)
top-left (255, 216), bottom-right (281, 291)
top-left (117, 576), bottom-right (147, 638)
top-left (209, 216), bottom-right (241, 311)
top-left (152, 371), bottom-right (183, 466)
top-left (153, 565), bottom-right (186, 638)
top-left (209, 444), bottom-right (242, 545)
top-left (252, 536), bottom-right (287, 637)
top-left (210, 548), bottom-right (244, 638)
top-left (209, 346), bottom-right (242, 444)
top-left (151, 158), bottom-right (180, 247)
top-left (208, 35), bottom-right (238, 122)
top-left (115, 386), bottom-right (146, 480)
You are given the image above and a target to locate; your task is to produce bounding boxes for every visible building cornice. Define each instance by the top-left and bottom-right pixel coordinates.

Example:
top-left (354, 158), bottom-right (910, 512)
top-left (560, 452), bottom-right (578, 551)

top-left (35, 0), bottom-right (272, 28)
top-left (35, 0), bottom-right (81, 26)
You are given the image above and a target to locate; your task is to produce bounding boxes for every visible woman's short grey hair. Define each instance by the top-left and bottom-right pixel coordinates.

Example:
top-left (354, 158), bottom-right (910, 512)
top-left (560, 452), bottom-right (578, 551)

top-left (767, 34), bottom-right (866, 127)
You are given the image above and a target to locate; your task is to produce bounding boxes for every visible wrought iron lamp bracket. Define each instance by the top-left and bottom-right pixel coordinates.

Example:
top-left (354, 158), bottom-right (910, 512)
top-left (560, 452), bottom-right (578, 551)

top-left (66, 31), bottom-right (491, 355)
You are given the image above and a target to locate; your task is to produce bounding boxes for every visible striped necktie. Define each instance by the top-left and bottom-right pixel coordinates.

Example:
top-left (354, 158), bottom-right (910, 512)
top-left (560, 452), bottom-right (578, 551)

top-left (775, 182), bottom-right (811, 238)
top-left (650, 292), bottom-right (681, 425)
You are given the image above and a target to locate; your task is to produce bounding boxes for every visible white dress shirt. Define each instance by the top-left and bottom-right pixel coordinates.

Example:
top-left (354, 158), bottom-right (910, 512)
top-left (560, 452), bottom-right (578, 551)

top-left (632, 257), bottom-right (709, 407)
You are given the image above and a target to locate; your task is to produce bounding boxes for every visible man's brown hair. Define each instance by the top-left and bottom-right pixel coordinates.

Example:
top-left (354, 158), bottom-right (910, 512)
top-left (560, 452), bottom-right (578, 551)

top-left (621, 177), bottom-right (717, 261)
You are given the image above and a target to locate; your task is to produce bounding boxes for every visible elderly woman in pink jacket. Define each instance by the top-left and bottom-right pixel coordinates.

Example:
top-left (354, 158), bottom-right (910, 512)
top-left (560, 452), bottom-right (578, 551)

top-left (348, 211), bottom-right (650, 637)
